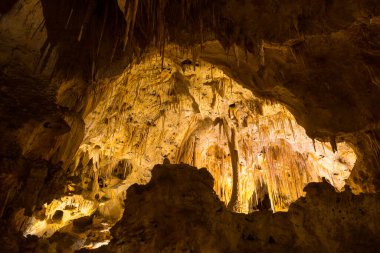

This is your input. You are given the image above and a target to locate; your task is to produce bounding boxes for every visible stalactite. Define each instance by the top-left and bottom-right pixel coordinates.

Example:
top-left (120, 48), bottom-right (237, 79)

top-left (330, 136), bottom-right (338, 153)
top-left (78, 1), bottom-right (96, 42)
top-left (110, 36), bottom-right (120, 63)
top-left (259, 40), bottom-right (265, 66)
top-left (96, 1), bottom-right (109, 57)
top-left (123, 0), bottom-right (139, 51)
top-left (234, 44), bottom-right (240, 67)
top-left (65, 8), bottom-right (74, 30)
top-left (367, 132), bottom-right (380, 167)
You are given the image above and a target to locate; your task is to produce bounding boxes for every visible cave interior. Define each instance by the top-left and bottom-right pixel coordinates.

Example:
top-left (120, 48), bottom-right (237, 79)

top-left (1, 0), bottom-right (380, 252)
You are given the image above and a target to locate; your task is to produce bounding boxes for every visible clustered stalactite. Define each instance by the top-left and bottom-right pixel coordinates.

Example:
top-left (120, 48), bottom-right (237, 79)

top-left (42, 53), bottom-right (354, 222)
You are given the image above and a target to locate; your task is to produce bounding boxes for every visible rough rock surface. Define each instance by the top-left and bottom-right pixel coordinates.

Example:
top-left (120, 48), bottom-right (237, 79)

top-left (93, 164), bottom-right (380, 253)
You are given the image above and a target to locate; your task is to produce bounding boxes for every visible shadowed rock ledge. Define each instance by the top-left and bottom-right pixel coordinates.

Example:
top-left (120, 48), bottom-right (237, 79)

top-left (87, 163), bottom-right (380, 253)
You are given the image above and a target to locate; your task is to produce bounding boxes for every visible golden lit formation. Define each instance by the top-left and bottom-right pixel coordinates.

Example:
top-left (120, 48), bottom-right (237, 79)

top-left (24, 52), bottom-right (356, 239)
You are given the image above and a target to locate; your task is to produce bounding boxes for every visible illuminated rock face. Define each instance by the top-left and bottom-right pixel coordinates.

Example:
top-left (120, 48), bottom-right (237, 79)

top-left (67, 54), bottom-right (355, 215)
top-left (23, 195), bottom-right (97, 238)
top-left (22, 53), bottom-right (356, 242)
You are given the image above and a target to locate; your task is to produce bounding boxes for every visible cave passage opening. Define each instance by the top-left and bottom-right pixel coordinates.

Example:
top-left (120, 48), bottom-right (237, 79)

top-left (23, 51), bottom-right (356, 249)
